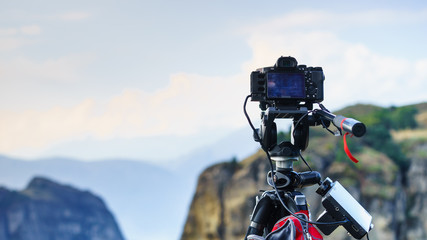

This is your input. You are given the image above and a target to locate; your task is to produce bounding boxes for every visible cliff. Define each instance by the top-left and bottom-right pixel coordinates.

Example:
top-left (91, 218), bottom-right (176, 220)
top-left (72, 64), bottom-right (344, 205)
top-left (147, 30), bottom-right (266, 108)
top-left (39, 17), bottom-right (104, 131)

top-left (181, 103), bottom-right (427, 240)
top-left (0, 177), bottom-right (124, 240)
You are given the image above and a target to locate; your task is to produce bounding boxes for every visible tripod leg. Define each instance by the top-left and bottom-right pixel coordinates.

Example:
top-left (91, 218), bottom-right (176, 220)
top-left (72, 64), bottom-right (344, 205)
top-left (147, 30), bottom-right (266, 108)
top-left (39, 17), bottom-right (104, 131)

top-left (244, 195), bottom-right (274, 239)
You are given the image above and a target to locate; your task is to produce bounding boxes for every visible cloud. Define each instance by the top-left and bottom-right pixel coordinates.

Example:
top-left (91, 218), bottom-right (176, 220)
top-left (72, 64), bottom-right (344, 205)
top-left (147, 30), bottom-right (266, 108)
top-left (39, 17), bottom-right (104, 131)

top-left (241, 10), bottom-right (427, 109)
top-left (0, 38), bottom-right (32, 52)
top-left (0, 95), bottom-right (153, 153)
top-left (241, 9), bottom-right (427, 34)
top-left (0, 79), bottom-right (248, 153)
top-left (0, 28), bottom-right (18, 36)
top-left (2, 8), bottom-right (427, 155)
top-left (20, 25), bottom-right (41, 35)
top-left (0, 61), bottom-right (254, 153)
top-left (0, 25), bottom-right (41, 51)
top-left (0, 53), bottom-right (96, 84)
top-left (0, 25), bottom-right (42, 36)
top-left (59, 12), bottom-right (91, 21)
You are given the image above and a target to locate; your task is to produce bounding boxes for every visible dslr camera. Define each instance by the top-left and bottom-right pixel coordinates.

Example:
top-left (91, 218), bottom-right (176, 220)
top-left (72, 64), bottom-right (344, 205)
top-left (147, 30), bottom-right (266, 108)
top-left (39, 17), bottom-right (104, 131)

top-left (250, 56), bottom-right (325, 110)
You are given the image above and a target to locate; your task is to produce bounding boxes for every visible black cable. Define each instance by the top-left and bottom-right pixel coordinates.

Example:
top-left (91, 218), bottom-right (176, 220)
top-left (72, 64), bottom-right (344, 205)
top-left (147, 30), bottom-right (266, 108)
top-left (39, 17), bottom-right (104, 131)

top-left (291, 110), bottom-right (311, 141)
top-left (299, 152), bottom-right (312, 172)
top-left (319, 117), bottom-right (336, 136)
top-left (243, 95), bottom-right (276, 186)
top-left (243, 95), bottom-right (349, 226)
top-left (291, 112), bottom-right (313, 172)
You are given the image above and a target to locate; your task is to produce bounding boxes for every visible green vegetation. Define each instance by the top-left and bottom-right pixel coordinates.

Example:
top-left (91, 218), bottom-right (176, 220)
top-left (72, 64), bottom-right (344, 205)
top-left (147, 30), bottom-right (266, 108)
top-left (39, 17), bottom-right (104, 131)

top-left (333, 104), bottom-right (418, 171)
top-left (356, 105), bottom-right (418, 130)
top-left (305, 104), bottom-right (420, 199)
top-left (357, 105), bottom-right (418, 171)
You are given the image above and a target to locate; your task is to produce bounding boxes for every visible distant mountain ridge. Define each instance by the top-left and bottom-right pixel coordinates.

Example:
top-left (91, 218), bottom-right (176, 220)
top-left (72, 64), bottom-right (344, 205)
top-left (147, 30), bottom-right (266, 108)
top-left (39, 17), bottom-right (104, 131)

top-left (0, 177), bottom-right (124, 240)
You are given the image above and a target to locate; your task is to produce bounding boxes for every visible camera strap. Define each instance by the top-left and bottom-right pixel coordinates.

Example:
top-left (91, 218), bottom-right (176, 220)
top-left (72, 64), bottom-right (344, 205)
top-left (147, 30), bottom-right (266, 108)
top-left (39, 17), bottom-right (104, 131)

top-left (340, 118), bottom-right (359, 163)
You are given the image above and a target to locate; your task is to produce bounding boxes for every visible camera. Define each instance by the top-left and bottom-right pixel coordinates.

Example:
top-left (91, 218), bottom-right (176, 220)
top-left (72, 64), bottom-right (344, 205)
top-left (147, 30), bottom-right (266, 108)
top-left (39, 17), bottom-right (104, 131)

top-left (250, 56), bottom-right (325, 109)
top-left (316, 178), bottom-right (373, 239)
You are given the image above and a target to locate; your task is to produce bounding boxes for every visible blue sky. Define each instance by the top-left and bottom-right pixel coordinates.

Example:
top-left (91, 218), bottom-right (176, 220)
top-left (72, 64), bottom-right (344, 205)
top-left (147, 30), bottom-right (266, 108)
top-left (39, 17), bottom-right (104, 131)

top-left (1, 1), bottom-right (427, 162)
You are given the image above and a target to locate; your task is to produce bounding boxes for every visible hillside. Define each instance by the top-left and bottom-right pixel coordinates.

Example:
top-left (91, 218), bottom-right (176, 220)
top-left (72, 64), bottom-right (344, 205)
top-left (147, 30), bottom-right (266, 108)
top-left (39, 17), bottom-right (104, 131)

top-left (0, 177), bottom-right (124, 240)
top-left (181, 102), bottom-right (427, 240)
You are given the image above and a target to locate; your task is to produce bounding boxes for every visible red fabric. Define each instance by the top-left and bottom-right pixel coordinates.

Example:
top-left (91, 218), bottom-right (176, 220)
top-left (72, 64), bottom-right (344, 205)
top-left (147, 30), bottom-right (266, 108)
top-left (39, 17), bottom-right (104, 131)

top-left (270, 210), bottom-right (323, 240)
top-left (340, 118), bottom-right (359, 163)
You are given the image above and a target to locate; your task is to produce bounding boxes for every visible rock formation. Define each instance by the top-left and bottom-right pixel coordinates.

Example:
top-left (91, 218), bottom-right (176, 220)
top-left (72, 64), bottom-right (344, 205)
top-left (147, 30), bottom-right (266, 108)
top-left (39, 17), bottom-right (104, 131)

top-left (0, 177), bottom-right (124, 240)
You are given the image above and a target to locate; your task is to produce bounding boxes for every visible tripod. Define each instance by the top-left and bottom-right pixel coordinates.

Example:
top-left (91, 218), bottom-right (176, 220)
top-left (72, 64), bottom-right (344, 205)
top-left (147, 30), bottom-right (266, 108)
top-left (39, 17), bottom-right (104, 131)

top-left (244, 112), bottom-right (322, 239)
top-left (243, 101), bottom-right (371, 240)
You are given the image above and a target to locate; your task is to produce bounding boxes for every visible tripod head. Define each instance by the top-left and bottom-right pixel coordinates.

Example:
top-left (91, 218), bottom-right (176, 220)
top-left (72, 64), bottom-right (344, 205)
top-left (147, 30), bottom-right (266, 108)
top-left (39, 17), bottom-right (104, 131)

top-left (254, 105), bottom-right (328, 190)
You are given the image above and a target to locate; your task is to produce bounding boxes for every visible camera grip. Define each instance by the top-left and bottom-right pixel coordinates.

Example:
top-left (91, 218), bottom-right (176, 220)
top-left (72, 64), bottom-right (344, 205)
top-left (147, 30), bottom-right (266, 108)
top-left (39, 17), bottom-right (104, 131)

top-left (315, 110), bottom-right (366, 137)
top-left (333, 115), bottom-right (366, 137)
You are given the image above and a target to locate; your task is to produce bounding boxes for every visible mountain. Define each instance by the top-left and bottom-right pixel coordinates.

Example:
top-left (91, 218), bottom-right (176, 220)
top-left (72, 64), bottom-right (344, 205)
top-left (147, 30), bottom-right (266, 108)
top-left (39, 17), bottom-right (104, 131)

top-left (0, 177), bottom-right (124, 240)
top-left (0, 156), bottom-right (188, 240)
top-left (181, 102), bottom-right (427, 240)
top-left (0, 126), bottom-right (260, 240)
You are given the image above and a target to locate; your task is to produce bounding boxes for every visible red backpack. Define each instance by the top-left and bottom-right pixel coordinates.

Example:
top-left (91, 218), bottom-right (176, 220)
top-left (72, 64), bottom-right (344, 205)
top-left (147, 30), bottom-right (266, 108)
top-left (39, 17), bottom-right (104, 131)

top-left (264, 210), bottom-right (323, 240)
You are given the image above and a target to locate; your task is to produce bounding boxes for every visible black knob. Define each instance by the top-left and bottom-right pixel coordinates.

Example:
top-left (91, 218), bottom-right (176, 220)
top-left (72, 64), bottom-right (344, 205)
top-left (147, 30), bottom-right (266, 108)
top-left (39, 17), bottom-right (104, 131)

top-left (316, 178), bottom-right (333, 196)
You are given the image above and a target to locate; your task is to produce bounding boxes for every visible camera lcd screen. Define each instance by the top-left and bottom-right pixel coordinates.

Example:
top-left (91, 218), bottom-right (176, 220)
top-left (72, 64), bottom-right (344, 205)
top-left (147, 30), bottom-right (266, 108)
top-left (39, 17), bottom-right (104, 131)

top-left (267, 72), bottom-right (306, 99)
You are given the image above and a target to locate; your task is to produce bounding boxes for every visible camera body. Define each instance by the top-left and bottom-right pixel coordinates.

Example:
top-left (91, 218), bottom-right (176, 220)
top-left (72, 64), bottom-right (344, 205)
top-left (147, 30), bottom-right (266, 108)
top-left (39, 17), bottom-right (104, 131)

top-left (250, 56), bottom-right (325, 109)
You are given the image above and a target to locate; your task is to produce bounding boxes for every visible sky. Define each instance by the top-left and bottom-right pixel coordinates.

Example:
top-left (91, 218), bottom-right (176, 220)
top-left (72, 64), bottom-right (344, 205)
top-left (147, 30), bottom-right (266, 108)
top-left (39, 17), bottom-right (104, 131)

top-left (1, 0), bottom-right (427, 163)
